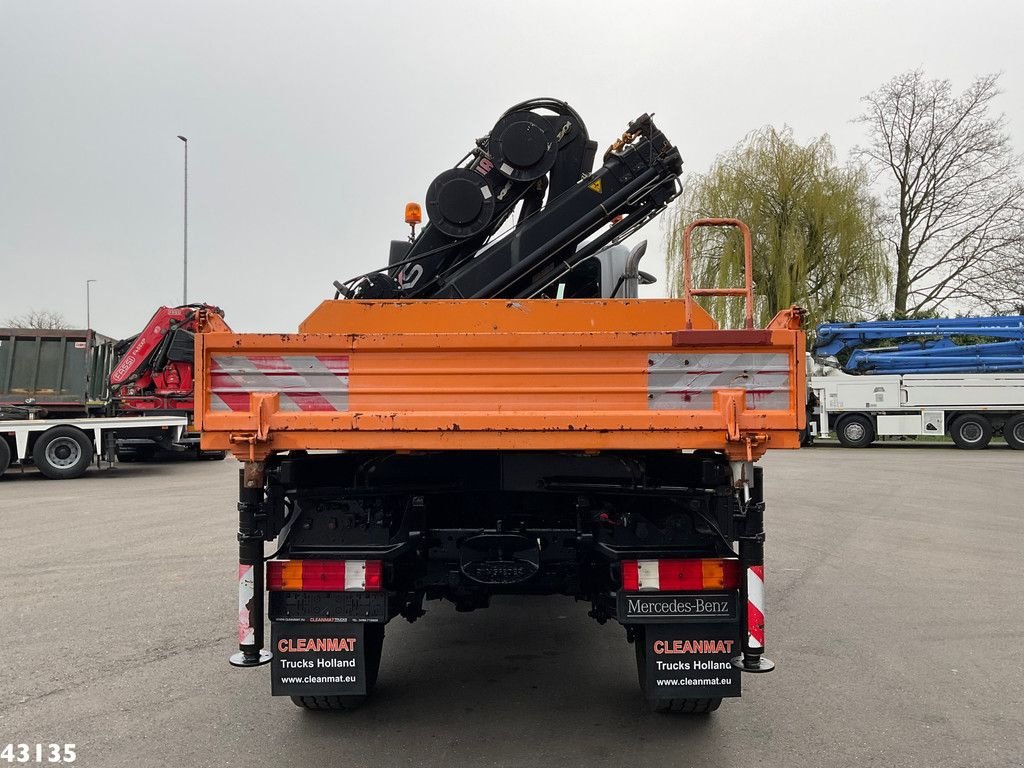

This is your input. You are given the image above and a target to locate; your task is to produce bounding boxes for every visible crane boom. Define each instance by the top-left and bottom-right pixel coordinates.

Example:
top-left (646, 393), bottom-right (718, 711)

top-left (341, 100), bottom-right (682, 301)
top-left (813, 316), bottom-right (1024, 374)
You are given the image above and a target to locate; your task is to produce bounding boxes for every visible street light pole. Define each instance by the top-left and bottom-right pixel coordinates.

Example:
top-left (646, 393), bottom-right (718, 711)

top-left (86, 279), bottom-right (97, 332)
top-left (177, 135), bottom-right (188, 305)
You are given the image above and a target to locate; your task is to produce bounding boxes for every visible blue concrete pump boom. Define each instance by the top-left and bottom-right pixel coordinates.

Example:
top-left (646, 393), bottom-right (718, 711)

top-left (813, 316), bottom-right (1024, 375)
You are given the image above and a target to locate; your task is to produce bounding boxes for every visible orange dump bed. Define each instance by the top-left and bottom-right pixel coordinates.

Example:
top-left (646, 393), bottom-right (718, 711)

top-left (196, 298), bottom-right (805, 462)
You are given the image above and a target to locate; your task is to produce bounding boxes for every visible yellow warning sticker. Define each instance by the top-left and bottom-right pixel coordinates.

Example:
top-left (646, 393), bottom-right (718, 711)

top-left (587, 178), bottom-right (602, 193)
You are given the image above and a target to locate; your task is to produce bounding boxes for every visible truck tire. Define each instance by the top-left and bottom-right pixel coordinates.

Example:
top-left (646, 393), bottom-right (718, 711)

top-left (949, 414), bottom-right (992, 450)
top-left (650, 697), bottom-right (723, 714)
top-left (291, 624), bottom-right (385, 711)
top-left (1003, 414), bottom-right (1024, 450)
top-left (0, 437), bottom-right (10, 478)
top-left (633, 628), bottom-right (722, 715)
top-left (836, 414), bottom-right (874, 448)
top-left (32, 426), bottom-right (94, 479)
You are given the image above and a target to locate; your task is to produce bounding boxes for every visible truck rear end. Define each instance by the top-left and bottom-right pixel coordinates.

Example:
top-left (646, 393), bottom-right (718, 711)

top-left (196, 256), bottom-right (805, 712)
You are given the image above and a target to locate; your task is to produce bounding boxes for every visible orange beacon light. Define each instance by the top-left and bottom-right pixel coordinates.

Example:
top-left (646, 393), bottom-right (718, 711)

top-left (405, 202), bottom-right (422, 242)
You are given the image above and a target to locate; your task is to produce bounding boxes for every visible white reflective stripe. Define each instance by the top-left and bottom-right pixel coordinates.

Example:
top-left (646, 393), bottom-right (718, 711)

top-left (344, 560), bottom-right (366, 591)
top-left (648, 352), bottom-right (791, 411)
top-left (636, 560), bottom-right (661, 591)
top-left (288, 355), bottom-right (350, 411)
top-left (747, 567), bottom-right (764, 612)
top-left (238, 565), bottom-right (255, 645)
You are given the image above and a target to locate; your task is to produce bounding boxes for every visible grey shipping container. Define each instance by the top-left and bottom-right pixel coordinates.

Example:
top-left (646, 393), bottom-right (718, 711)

top-left (0, 328), bottom-right (115, 417)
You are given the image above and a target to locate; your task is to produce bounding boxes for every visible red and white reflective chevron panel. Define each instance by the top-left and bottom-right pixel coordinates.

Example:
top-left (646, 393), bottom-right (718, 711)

top-left (747, 565), bottom-right (765, 650)
top-left (237, 564), bottom-right (255, 645)
top-left (209, 354), bottom-right (349, 412)
top-left (647, 352), bottom-right (792, 411)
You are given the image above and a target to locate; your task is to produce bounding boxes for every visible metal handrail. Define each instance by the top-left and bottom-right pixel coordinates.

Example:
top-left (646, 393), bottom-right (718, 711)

top-left (683, 218), bottom-right (755, 330)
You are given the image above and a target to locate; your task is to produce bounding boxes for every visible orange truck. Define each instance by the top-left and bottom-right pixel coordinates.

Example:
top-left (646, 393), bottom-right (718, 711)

top-left (195, 100), bottom-right (805, 713)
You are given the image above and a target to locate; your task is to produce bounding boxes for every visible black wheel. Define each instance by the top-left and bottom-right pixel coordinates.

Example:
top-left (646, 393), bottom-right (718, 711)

top-left (633, 628), bottom-right (722, 715)
top-left (0, 437), bottom-right (11, 478)
top-left (799, 425), bottom-right (813, 446)
top-left (836, 414), bottom-right (874, 448)
top-left (1003, 414), bottom-right (1024, 450)
top-left (198, 450), bottom-right (227, 461)
top-left (650, 697), bottom-right (723, 714)
top-left (32, 426), bottom-right (93, 479)
top-left (291, 624), bottom-right (385, 711)
top-left (949, 414), bottom-right (992, 450)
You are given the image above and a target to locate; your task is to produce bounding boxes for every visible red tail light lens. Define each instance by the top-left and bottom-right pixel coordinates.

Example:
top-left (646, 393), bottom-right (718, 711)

top-left (621, 558), bottom-right (739, 592)
top-left (363, 560), bottom-right (383, 591)
top-left (266, 560), bottom-right (383, 592)
top-left (622, 560), bottom-right (640, 591)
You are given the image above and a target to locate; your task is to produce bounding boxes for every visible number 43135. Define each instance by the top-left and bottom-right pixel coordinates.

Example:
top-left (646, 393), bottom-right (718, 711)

top-left (0, 744), bottom-right (76, 764)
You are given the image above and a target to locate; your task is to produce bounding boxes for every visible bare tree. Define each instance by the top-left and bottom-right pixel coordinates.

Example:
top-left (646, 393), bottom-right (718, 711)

top-left (3, 310), bottom-right (72, 329)
top-left (856, 70), bottom-right (1024, 317)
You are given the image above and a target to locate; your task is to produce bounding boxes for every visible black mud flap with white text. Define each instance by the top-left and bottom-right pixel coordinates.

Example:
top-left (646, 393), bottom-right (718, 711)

top-left (641, 623), bottom-right (741, 699)
top-left (271, 621), bottom-right (366, 697)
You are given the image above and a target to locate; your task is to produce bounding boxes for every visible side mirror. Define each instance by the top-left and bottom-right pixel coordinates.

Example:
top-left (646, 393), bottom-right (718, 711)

top-left (637, 270), bottom-right (657, 286)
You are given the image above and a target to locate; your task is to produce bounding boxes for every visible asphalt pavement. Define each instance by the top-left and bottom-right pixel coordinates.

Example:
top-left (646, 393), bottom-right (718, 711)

top-left (1, 444), bottom-right (1022, 768)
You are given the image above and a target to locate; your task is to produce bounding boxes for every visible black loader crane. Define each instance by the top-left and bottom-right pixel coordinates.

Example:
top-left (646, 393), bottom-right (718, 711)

top-left (336, 98), bottom-right (682, 301)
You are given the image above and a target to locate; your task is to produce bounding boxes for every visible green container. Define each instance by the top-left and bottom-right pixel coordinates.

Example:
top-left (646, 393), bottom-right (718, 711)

top-left (0, 328), bottom-right (115, 417)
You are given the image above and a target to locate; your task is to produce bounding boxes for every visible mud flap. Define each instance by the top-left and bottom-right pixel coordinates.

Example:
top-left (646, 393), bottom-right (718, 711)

top-left (639, 623), bottom-right (742, 699)
top-left (270, 622), bottom-right (367, 697)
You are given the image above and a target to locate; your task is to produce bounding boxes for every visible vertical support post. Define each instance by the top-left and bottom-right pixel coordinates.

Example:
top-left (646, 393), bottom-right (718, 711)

top-left (176, 135), bottom-right (189, 305)
top-left (731, 465), bottom-right (775, 673)
top-left (229, 465), bottom-right (272, 667)
top-left (182, 139), bottom-right (188, 305)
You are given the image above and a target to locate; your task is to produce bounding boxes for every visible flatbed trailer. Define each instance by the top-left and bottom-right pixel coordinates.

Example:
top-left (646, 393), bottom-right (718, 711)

top-left (0, 414), bottom-right (187, 479)
top-left (196, 217), bottom-right (806, 713)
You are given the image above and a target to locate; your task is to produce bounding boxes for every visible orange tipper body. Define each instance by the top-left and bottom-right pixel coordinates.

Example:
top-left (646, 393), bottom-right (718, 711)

top-left (195, 298), bottom-right (805, 463)
top-left (211, 125), bottom-right (799, 709)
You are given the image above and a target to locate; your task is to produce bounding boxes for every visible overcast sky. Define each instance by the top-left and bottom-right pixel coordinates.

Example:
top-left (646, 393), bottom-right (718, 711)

top-left (2, 0), bottom-right (1022, 337)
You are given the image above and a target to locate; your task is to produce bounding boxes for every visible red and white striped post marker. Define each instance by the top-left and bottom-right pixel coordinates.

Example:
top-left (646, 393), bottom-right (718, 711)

top-left (731, 465), bottom-right (775, 673)
top-left (230, 467), bottom-right (273, 668)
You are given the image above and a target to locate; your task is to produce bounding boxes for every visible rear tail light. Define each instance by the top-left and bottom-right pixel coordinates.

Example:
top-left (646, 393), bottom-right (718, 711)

top-left (621, 558), bottom-right (739, 592)
top-left (266, 559), bottom-right (382, 592)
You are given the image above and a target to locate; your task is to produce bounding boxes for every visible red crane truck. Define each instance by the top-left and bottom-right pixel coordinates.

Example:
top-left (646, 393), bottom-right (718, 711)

top-left (0, 304), bottom-right (221, 479)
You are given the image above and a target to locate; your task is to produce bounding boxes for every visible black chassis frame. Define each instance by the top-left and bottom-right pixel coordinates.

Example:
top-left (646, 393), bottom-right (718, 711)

top-left (231, 450), bottom-right (774, 682)
top-left (252, 450), bottom-right (751, 620)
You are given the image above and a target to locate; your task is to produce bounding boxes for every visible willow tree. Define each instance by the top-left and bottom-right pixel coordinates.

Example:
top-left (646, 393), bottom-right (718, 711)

top-left (666, 127), bottom-right (888, 330)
